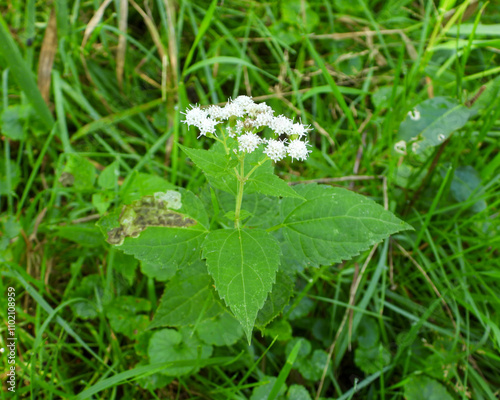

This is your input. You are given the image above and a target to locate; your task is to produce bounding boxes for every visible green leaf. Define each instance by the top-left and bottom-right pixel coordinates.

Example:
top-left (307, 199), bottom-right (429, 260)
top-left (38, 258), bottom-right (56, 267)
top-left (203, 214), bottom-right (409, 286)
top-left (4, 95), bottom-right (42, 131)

top-left (1, 105), bottom-right (27, 140)
top-left (98, 161), bottom-right (119, 189)
top-left (62, 154), bottom-right (96, 190)
top-left (209, 190), bottom-right (280, 228)
top-left (287, 385), bottom-right (312, 400)
top-left (255, 272), bottom-right (294, 328)
top-left (92, 192), bottom-right (113, 215)
top-left (247, 172), bottom-right (303, 199)
top-left (120, 172), bottom-right (176, 204)
top-left (180, 145), bottom-right (234, 176)
top-left (106, 296), bottom-right (151, 339)
top-left (404, 376), bottom-right (454, 400)
top-left (202, 228), bottom-right (282, 342)
top-left (297, 349), bottom-right (330, 381)
top-left (135, 360), bottom-right (174, 390)
top-left (150, 262), bottom-right (223, 329)
top-left (279, 184), bottom-right (412, 267)
top-left (196, 311), bottom-right (244, 346)
top-left (371, 86), bottom-right (403, 110)
top-left (55, 224), bottom-right (104, 247)
top-left (356, 317), bottom-right (380, 348)
top-left (71, 275), bottom-right (105, 319)
top-left (262, 319), bottom-right (292, 341)
top-left (397, 97), bottom-right (471, 154)
top-left (0, 160), bottom-right (20, 195)
top-left (104, 189), bottom-right (209, 270)
top-left (250, 377), bottom-right (286, 400)
top-left (140, 261), bottom-right (177, 282)
top-left (286, 337), bottom-right (312, 361)
top-left (148, 328), bottom-right (213, 376)
top-left (112, 251), bottom-right (138, 286)
top-left (450, 165), bottom-right (486, 213)
top-left (354, 344), bottom-right (391, 374)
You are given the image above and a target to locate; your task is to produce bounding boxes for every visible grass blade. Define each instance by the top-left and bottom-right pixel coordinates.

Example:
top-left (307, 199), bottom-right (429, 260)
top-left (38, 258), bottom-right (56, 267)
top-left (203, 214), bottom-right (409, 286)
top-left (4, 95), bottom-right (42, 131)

top-left (305, 37), bottom-right (358, 132)
top-left (0, 13), bottom-right (54, 129)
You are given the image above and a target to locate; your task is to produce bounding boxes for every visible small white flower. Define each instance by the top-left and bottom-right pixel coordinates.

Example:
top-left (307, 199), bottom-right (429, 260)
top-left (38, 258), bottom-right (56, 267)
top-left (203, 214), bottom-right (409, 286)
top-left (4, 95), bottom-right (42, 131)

top-left (222, 101), bottom-right (245, 119)
top-left (238, 133), bottom-right (261, 153)
top-left (270, 115), bottom-right (294, 136)
top-left (394, 140), bottom-right (407, 155)
top-left (235, 120), bottom-right (245, 135)
top-left (253, 112), bottom-right (274, 129)
top-left (197, 117), bottom-right (217, 137)
top-left (408, 108), bottom-right (421, 121)
top-left (287, 139), bottom-right (311, 161)
top-left (233, 95), bottom-right (255, 110)
top-left (247, 102), bottom-right (273, 117)
top-left (207, 105), bottom-right (225, 120)
top-left (264, 139), bottom-right (287, 162)
top-left (182, 106), bottom-right (208, 127)
top-left (289, 122), bottom-right (310, 138)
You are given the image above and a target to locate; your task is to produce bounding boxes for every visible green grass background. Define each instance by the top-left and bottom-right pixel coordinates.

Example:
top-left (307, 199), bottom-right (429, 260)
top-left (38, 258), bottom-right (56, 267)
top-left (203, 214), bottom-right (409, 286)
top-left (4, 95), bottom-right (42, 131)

top-left (1, 0), bottom-right (500, 398)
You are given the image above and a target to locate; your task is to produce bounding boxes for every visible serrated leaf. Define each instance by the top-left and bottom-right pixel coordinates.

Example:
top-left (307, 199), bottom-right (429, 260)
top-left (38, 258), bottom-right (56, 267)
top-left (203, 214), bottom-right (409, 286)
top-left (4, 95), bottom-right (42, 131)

top-left (279, 184), bottom-right (412, 267)
top-left (104, 189), bottom-right (209, 269)
top-left (255, 271), bottom-right (294, 328)
top-left (150, 261), bottom-right (223, 329)
top-left (180, 145), bottom-right (234, 176)
top-left (112, 251), bottom-right (138, 285)
top-left (120, 172), bottom-right (176, 204)
top-left (397, 97), bottom-right (471, 154)
top-left (404, 376), bottom-right (454, 400)
top-left (55, 224), bottom-right (104, 247)
top-left (140, 261), bottom-right (177, 281)
top-left (247, 172), bottom-right (303, 199)
top-left (202, 228), bottom-right (281, 342)
top-left (214, 190), bottom-right (281, 228)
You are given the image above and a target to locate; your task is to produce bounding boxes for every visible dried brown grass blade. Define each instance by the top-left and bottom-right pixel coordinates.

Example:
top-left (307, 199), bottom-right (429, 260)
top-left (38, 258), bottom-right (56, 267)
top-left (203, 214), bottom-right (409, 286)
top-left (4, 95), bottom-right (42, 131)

top-left (129, 0), bottom-right (166, 60)
top-left (116, 0), bottom-right (128, 89)
top-left (37, 9), bottom-right (58, 105)
top-left (81, 0), bottom-right (113, 48)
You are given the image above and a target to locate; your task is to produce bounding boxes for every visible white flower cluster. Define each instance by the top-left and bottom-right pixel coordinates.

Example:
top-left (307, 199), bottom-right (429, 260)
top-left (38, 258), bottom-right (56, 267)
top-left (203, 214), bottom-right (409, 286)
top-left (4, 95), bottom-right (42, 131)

top-left (182, 96), bottom-right (312, 162)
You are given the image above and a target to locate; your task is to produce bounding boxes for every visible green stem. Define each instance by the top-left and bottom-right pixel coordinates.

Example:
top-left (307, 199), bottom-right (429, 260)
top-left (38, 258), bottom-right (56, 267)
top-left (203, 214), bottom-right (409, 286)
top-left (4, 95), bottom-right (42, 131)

top-left (234, 157), bottom-right (246, 229)
top-left (244, 156), bottom-right (269, 179)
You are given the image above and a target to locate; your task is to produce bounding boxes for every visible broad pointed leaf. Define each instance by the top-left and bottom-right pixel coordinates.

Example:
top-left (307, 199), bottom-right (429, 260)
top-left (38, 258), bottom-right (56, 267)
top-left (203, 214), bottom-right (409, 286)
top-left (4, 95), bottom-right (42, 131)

top-left (255, 271), bottom-right (295, 328)
top-left (397, 97), bottom-right (471, 154)
top-left (202, 228), bottom-right (281, 342)
top-left (180, 145), bottom-right (234, 176)
top-left (279, 184), bottom-right (412, 267)
top-left (247, 172), bottom-right (303, 199)
top-left (150, 262), bottom-right (223, 329)
top-left (101, 188), bottom-right (208, 269)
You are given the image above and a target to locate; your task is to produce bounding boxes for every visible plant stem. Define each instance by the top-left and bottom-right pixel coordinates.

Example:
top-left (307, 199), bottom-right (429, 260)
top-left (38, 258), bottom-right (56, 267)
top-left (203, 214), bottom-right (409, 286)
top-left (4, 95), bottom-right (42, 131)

top-left (234, 156), bottom-right (246, 229)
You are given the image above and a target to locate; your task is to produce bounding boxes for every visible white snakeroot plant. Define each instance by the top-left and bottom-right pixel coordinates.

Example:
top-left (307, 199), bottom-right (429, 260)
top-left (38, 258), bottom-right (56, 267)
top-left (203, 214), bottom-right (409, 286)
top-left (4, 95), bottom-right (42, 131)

top-left (100, 95), bottom-right (412, 347)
